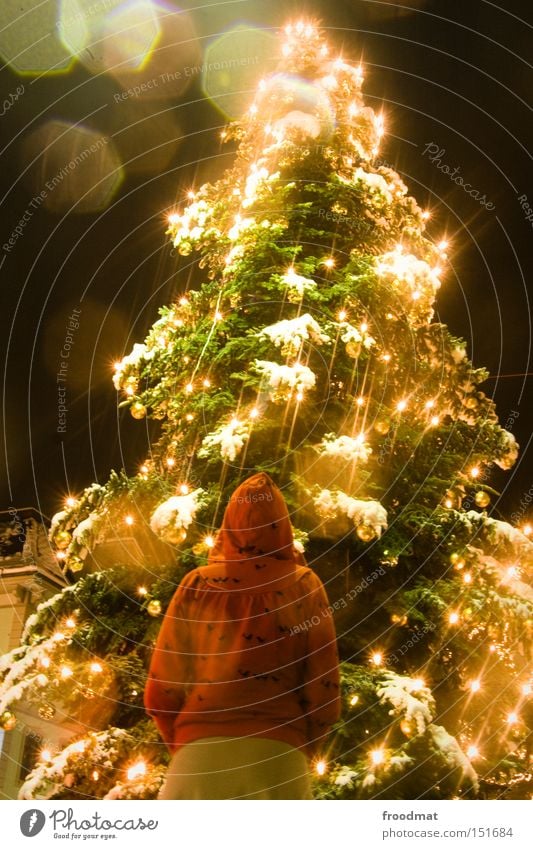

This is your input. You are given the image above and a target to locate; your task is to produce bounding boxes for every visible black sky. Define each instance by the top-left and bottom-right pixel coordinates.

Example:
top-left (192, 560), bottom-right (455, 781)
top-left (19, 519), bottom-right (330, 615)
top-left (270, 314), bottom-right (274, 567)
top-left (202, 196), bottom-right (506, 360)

top-left (0, 0), bottom-right (531, 523)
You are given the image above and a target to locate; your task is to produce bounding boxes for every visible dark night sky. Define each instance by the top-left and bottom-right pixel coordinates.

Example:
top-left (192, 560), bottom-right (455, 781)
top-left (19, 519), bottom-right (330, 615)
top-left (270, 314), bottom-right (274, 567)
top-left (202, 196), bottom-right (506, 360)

top-left (0, 0), bottom-right (531, 523)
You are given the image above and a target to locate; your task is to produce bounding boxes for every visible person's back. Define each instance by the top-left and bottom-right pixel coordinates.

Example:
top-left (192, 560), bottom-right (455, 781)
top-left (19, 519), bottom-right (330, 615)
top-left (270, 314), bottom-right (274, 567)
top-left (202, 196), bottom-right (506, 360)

top-left (144, 472), bottom-right (340, 799)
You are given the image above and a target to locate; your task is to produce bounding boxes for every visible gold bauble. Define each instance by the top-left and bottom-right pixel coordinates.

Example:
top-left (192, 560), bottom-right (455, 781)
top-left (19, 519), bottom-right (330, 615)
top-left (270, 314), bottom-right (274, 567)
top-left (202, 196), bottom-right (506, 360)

top-left (130, 402), bottom-right (147, 420)
top-left (165, 527), bottom-right (187, 545)
top-left (55, 530), bottom-right (71, 550)
top-left (450, 552), bottom-right (461, 565)
top-left (475, 491), bottom-right (490, 508)
top-left (68, 557), bottom-right (84, 573)
top-left (147, 599), bottom-right (162, 617)
top-left (38, 702), bottom-right (56, 720)
top-left (178, 242), bottom-right (192, 256)
top-left (0, 709), bottom-right (17, 731)
top-left (346, 340), bottom-right (362, 358)
top-left (400, 718), bottom-right (415, 737)
top-left (373, 419), bottom-right (390, 435)
top-left (356, 522), bottom-right (377, 543)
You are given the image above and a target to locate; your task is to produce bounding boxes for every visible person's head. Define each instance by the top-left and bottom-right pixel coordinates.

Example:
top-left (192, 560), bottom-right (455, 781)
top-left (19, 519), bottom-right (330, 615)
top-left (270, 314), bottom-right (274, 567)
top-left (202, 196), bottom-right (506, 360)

top-left (210, 472), bottom-right (296, 562)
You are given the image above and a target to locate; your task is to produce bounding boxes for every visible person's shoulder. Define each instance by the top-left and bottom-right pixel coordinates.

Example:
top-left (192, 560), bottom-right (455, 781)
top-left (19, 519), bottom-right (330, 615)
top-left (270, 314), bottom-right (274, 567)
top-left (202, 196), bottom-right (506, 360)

top-left (295, 565), bottom-right (325, 589)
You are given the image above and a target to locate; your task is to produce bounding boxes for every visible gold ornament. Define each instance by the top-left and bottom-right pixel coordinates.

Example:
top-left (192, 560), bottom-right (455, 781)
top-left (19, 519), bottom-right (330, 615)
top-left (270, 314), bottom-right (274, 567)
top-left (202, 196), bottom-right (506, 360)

top-left (130, 402), bottom-right (147, 420)
top-left (475, 491), bottom-right (490, 508)
top-left (178, 242), bottom-right (192, 256)
top-left (165, 527), bottom-right (187, 545)
top-left (147, 599), bottom-right (162, 617)
top-left (54, 530), bottom-right (71, 550)
top-left (38, 703), bottom-right (56, 720)
top-left (68, 557), bottom-right (84, 573)
top-left (0, 709), bottom-right (17, 731)
top-left (356, 522), bottom-right (377, 542)
top-left (391, 613), bottom-right (408, 626)
top-left (345, 340), bottom-right (362, 358)
top-left (373, 419), bottom-right (390, 435)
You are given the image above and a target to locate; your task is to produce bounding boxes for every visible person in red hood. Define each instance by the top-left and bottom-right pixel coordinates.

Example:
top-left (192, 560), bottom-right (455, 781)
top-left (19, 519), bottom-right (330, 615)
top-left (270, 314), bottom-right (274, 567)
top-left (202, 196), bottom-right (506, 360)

top-left (144, 472), bottom-right (340, 799)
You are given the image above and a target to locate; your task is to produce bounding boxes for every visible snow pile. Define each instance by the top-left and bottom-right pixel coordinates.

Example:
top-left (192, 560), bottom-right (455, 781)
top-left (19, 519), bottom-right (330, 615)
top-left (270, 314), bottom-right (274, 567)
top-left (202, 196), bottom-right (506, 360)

top-left (112, 343), bottom-right (155, 391)
top-left (150, 489), bottom-right (205, 542)
top-left (319, 433), bottom-right (372, 464)
top-left (377, 672), bottom-right (435, 735)
top-left (281, 268), bottom-right (317, 301)
top-left (71, 510), bottom-right (102, 553)
top-left (258, 313), bottom-right (329, 356)
top-left (198, 418), bottom-right (250, 462)
top-left (376, 248), bottom-right (441, 321)
top-left (494, 429), bottom-right (519, 470)
top-left (354, 168), bottom-right (394, 204)
top-left (427, 724), bottom-right (479, 791)
top-left (340, 323), bottom-right (376, 350)
top-left (314, 489), bottom-right (388, 537)
top-left (254, 360), bottom-right (316, 398)
top-left (167, 198), bottom-right (210, 249)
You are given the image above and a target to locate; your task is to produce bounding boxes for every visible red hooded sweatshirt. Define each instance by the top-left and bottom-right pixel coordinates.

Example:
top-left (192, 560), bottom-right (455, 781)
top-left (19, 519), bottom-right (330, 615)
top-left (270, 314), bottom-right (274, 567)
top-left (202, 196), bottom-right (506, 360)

top-left (144, 472), bottom-right (340, 757)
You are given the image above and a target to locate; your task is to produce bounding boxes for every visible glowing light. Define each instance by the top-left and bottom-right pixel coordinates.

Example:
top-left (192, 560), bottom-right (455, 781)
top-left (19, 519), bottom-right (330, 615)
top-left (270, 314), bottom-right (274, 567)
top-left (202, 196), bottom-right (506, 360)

top-left (166, 457), bottom-right (176, 468)
top-left (370, 748), bottom-right (385, 766)
top-left (463, 572), bottom-right (472, 584)
top-left (382, 353), bottom-right (391, 362)
top-left (448, 611), bottom-right (460, 625)
top-left (90, 662), bottom-right (103, 674)
top-left (140, 464), bottom-right (149, 475)
top-left (127, 760), bottom-right (147, 781)
top-left (323, 257), bottom-right (335, 269)
top-left (438, 240), bottom-right (449, 251)
top-left (168, 213), bottom-right (179, 225)
top-left (202, 378), bottom-right (211, 388)
top-left (430, 415), bottom-right (440, 427)
top-left (470, 466), bottom-right (480, 479)
top-left (521, 683), bottom-right (531, 696)
top-left (350, 694), bottom-right (359, 706)
top-left (467, 744), bottom-right (479, 759)
top-left (371, 651), bottom-right (383, 666)
top-left (356, 396), bottom-right (365, 406)
top-left (65, 497), bottom-right (77, 508)
top-left (60, 665), bottom-right (73, 679)
top-left (204, 535), bottom-right (215, 549)
top-left (40, 749), bottom-right (52, 762)
top-left (53, 632), bottom-right (65, 642)
top-left (214, 311), bottom-right (223, 321)
top-left (179, 297), bottom-right (189, 307)
top-left (315, 759), bottom-right (327, 776)
top-left (71, 740), bottom-right (85, 753)
top-left (522, 524), bottom-right (532, 536)
top-left (179, 484), bottom-right (190, 495)
top-left (56, 551), bottom-right (67, 560)
top-left (125, 515), bottom-right (134, 526)
top-left (360, 322), bottom-right (368, 333)
top-left (412, 678), bottom-right (425, 690)
top-left (470, 679), bottom-right (481, 693)
top-left (444, 499), bottom-right (454, 509)
top-left (421, 210), bottom-right (431, 220)
top-left (65, 617), bottom-right (76, 629)
top-left (137, 586), bottom-right (148, 596)
top-left (185, 413), bottom-right (194, 422)
top-left (338, 309), bottom-right (347, 322)
top-left (295, 391), bottom-right (304, 402)
top-left (396, 399), bottom-right (407, 413)
top-left (507, 565), bottom-right (518, 578)
top-left (249, 407), bottom-right (259, 419)
top-left (187, 190), bottom-right (195, 200)
top-left (249, 103), bottom-right (258, 115)
top-left (41, 656), bottom-right (51, 669)
top-left (125, 386), bottom-right (135, 396)
top-left (185, 383), bottom-right (193, 394)
top-left (92, 770), bottom-right (99, 781)
top-left (506, 712), bottom-right (519, 725)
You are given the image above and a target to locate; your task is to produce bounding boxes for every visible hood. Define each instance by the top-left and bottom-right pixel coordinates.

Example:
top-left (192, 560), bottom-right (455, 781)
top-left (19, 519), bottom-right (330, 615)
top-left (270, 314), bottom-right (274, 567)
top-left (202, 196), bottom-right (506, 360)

top-left (200, 472), bottom-right (305, 589)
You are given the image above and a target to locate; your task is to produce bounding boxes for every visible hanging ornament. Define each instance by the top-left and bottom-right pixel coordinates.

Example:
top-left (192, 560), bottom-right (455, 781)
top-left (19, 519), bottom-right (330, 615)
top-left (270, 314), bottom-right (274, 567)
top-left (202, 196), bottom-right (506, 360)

top-left (474, 491), bottom-right (490, 508)
top-left (345, 340), bottom-right (362, 358)
top-left (0, 709), bottom-right (17, 731)
top-left (68, 557), bottom-right (84, 573)
top-left (38, 702), bottom-right (56, 720)
top-left (147, 599), bottom-right (162, 617)
top-left (55, 530), bottom-right (71, 550)
top-left (356, 522), bottom-right (377, 542)
top-left (400, 717), bottom-right (415, 737)
top-left (164, 527), bottom-right (188, 545)
top-left (130, 402), bottom-right (147, 420)
top-left (373, 419), bottom-right (390, 435)
top-left (178, 242), bottom-right (192, 256)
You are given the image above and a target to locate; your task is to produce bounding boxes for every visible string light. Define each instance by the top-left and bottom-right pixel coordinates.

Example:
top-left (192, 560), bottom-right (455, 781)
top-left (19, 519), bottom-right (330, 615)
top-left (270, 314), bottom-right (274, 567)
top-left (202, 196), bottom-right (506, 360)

top-left (92, 770), bottom-right (99, 781)
top-left (360, 322), bottom-right (368, 333)
top-left (168, 213), bottom-right (179, 225)
top-left (124, 515), bottom-right (134, 526)
top-left (506, 712), bottom-right (518, 725)
top-left (185, 413), bottom-right (194, 422)
top-left (137, 586), bottom-right (148, 596)
top-left (382, 353), bottom-right (391, 362)
top-left (56, 551), bottom-right (66, 560)
top-left (40, 748), bottom-right (52, 762)
top-left (127, 760), bottom-right (147, 781)
top-left (166, 457), bottom-right (176, 468)
top-left (356, 396), bottom-right (365, 406)
top-left (41, 656), bottom-right (50, 669)
top-left (370, 651), bottom-right (383, 666)
top-left (350, 694), bottom-right (359, 706)
top-left (53, 631), bottom-right (65, 642)
top-left (396, 399), bottom-right (407, 413)
top-left (65, 617), bottom-right (76, 629)
top-left (425, 399), bottom-right (435, 409)
top-left (315, 759), bottom-right (327, 776)
top-left (470, 679), bottom-right (481, 693)
top-left (463, 572), bottom-right (472, 584)
top-left (179, 484), bottom-right (189, 495)
top-left (337, 309), bottom-right (347, 321)
top-left (448, 611), bottom-right (460, 625)
top-left (60, 665), bottom-right (73, 679)
top-left (249, 407), bottom-right (259, 419)
top-left (179, 297), bottom-right (189, 307)
top-left (202, 378), bottom-right (211, 388)
top-left (521, 683), bottom-right (531, 696)
top-left (187, 190), bottom-right (195, 200)
top-left (421, 210), bottom-right (431, 220)
top-left (522, 523), bottom-right (532, 536)
top-left (204, 535), bottom-right (215, 548)
top-left (139, 464), bottom-right (149, 476)
top-left (438, 240), bottom-right (449, 252)
top-left (65, 497), bottom-right (77, 508)
top-left (466, 744), bottom-right (479, 759)
top-left (90, 662), bottom-right (103, 674)
top-left (323, 257), bottom-right (335, 269)
top-left (370, 747), bottom-right (385, 766)
top-left (185, 383), bottom-right (193, 394)
top-left (470, 466), bottom-right (480, 479)
top-left (412, 678), bottom-right (425, 690)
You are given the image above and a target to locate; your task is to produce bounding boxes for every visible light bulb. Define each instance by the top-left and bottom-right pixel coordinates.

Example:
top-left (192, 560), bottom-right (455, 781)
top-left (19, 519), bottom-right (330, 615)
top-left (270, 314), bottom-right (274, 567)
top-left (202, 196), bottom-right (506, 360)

top-left (396, 399), bottom-right (407, 412)
top-left (41, 656), bottom-right (50, 669)
top-left (315, 759), bottom-right (327, 776)
top-left (166, 457), bottom-right (176, 468)
top-left (412, 678), bottom-right (425, 690)
top-left (179, 297), bottom-right (189, 307)
top-left (430, 415), bottom-right (440, 426)
top-left (382, 353), bottom-right (391, 362)
top-left (185, 383), bottom-right (193, 394)
top-left (56, 551), bottom-right (66, 560)
top-left (337, 309), bottom-right (347, 321)
top-left (60, 665), bottom-right (72, 679)
top-left (470, 466), bottom-right (480, 478)
top-left (137, 586), bottom-right (148, 596)
top-left (323, 257), bottom-right (335, 269)
top-left (185, 413), bottom-right (194, 422)
top-left (202, 378), bottom-right (211, 388)
top-left (168, 213), bottom-right (179, 225)
top-left (470, 679), bottom-right (481, 693)
top-left (124, 515), bottom-right (134, 526)
top-left (463, 572), bottom-right (472, 584)
top-left (371, 651), bottom-right (383, 666)
top-left (360, 322), bottom-right (368, 333)
top-left (65, 617), bottom-right (76, 629)
top-left (92, 770), bottom-right (99, 781)
top-left (521, 683), bottom-right (531, 696)
top-left (204, 535), bottom-right (215, 548)
top-left (90, 662), bottom-right (103, 674)
top-left (522, 523), bottom-right (532, 536)
top-left (438, 240), bottom-right (449, 251)
top-left (421, 210), bottom-right (431, 220)
top-left (425, 399), bottom-right (435, 409)
top-left (179, 484), bottom-right (189, 495)
top-left (40, 748), bottom-right (52, 762)
top-left (127, 761), bottom-right (147, 781)
top-left (466, 744), bottom-right (479, 759)
top-left (356, 396), bottom-right (365, 406)
top-left (370, 748), bottom-right (385, 766)
top-left (448, 611), bottom-right (459, 625)
top-left (65, 497), bottom-right (77, 508)
top-left (350, 694), bottom-right (359, 706)
top-left (140, 464), bottom-right (149, 475)
top-left (249, 407), bottom-right (259, 419)
top-left (506, 712), bottom-right (518, 725)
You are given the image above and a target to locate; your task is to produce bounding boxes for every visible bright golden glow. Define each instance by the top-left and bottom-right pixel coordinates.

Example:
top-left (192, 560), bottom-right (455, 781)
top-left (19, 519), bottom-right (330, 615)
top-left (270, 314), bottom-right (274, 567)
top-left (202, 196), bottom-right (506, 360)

top-left (166, 457), bottom-right (176, 468)
top-left (60, 665), bottom-right (73, 679)
top-left (90, 662), bottom-right (103, 674)
top-left (370, 747), bottom-right (385, 766)
top-left (350, 694), bottom-right (359, 706)
top-left (179, 484), bottom-right (189, 495)
top-left (204, 535), bottom-right (215, 548)
top-left (412, 678), bottom-right (425, 690)
top-left (338, 309), bottom-right (347, 321)
top-left (323, 257), bottom-right (335, 269)
top-left (138, 586), bottom-right (148, 596)
top-left (470, 466), bottom-right (480, 479)
top-left (448, 611), bottom-right (459, 625)
top-left (249, 407), bottom-right (259, 419)
top-left (40, 749), bottom-right (52, 762)
top-left (521, 683), bottom-right (532, 696)
top-left (396, 399), bottom-right (407, 412)
top-left (92, 770), bottom-right (99, 781)
top-left (65, 497), bottom-right (77, 508)
top-left (430, 415), bottom-right (440, 426)
top-left (124, 515), bottom-right (134, 526)
top-left (470, 679), bottom-right (481, 693)
top-left (65, 617), bottom-right (76, 629)
top-left (463, 572), bottom-right (472, 584)
top-left (371, 651), bottom-right (383, 666)
top-left (467, 744), bottom-right (479, 759)
top-left (506, 712), bottom-right (518, 725)
top-left (315, 759), bottom-right (327, 776)
top-left (127, 760), bottom-right (147, 781)
top-left (522, 523), bottom-right (532, 536)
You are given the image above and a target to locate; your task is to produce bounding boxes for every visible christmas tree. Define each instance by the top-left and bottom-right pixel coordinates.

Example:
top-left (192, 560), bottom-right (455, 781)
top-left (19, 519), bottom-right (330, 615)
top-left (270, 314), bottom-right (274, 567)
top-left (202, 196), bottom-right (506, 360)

top-left (1, 21), bottom-right (531, 801)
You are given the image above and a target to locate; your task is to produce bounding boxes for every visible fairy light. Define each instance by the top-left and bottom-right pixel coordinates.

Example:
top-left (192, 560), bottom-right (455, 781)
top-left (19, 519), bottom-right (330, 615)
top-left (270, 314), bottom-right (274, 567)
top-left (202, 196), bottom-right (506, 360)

top-left (421, 210), bottom-right (431, 220)
top-left (214, 310), bottom-right (223, 321)
top-left (412, 678), bottom-right (425, 690)
top-left (295, 391), bottom-right (304, 402)
top-left (506, 565), bottom-right (518, 578)
top-left (371, 651), bottom-right (383, 666)
top-left (396, 399), bottom-right (407, 413)
top-left (113, 361), bottom-right (122, 371)
top-left (521, 683), bottom-right (532, 696)
top-left (92, 770), bottom-right (99, 781)
top-left (425, 400), bottom-right (435, 410)
top-left (448, 611), bottom-right (460, 625)
top-left (40, 748), bottom-right (52, 762)
top-left (140, 464), bottom-right (149, 475)
top-left (124, 515), bottom-right (134, 526)
top-left (522, 523), bottom-right (532, 536)
top-left (90, 662), bottom-right (103, 674)
top-left (430, 415), bottom-right (440, 427)
top-left (382, 353), bottom-right (391, 362)
top-left (61, 665), bottom-right (73, 679)
top-left (53, 631), bottom-right (65, 642)
top-left (350, 694), bottom-right (359, 706)
top-left (249, 103), bottom-right (258, 116)
top-left (338, 309), bottom-right (347, 321)
top-left (470, 466), bottom-right (480, 479)
top-left (323, 257), bottom-right (335, 269)
top-left (438, 240), bottom-right (449, 252)
top-left (179, 297), bottom-right (189, 307)
top-left (65, 617), bottom-right (76, 629)
top-left (41, 656), bottom-right (50, 669)
top-left (249, 407), bottom-right (259, 419)
top-left (187, 190), bottom-right (195, 200)
top-left (166, 457), bottom-right (176, 468)
top-left (370, 747), bottom-right (385, 766)
top-left (127, 760), bottom-right (147, 781)
top-left (467, 744), bottom-right (479, 759)
top-left (202, 378), bottom-right (211, 388)
top-left (315, 759), bottom-right (327, 776)
top-left (185, 383), bottom-right (193, 394)
top-left (470, 679), bottom-right (481, 693)
top-left (65, 497), bottom-right (77, 508)
top-left (125, 386), bottom-right (135, 397)
top-left (179, 484), bottom-right (189, 495)
top-left (56, 551), bottom-right (66, 560)
top-left (444, 498), bottom-right (454, 509)
top-left (185, 413), bottom-right (194, 422)
top-left (168, 213), bottom-right (179, 225)
top-left (360, 321), bottom-right (368, 333)
top-left (204, 535), bottom-right (215, 549)
top-left (463, 572), bottom-right (472, 584)
top-left (506, 712), bottom-right (519, 725)
top-left (137, 586), bottom-right (148, 596)
top-left (356, 396), bottom-right (365, 406)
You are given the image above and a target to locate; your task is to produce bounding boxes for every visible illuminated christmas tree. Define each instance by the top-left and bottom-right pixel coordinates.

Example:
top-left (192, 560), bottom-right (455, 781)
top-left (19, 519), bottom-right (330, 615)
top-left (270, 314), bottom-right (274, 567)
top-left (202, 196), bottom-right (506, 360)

top-left (1, 21), bottom-right (531, 800)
